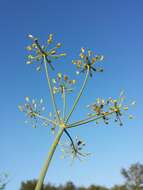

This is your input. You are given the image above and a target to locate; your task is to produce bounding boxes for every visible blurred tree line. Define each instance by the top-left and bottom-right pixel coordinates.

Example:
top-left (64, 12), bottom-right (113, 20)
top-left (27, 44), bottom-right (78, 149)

top-left (20, 180), bottom-right (126, 190)
top-left (5, 162), bottom-right (140, 190)
top-left (19, 162), bottom-right (143, 190)
top-left (20, 180), bottom-right (108, 190)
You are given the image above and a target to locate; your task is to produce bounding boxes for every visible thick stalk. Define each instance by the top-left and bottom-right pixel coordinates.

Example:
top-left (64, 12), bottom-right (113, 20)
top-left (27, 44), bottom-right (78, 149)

top-left (35, 127), bottom-right (64, 190)
top-left (44, 58), bottom-right (60, 123)
top-left (65, 68), bottom-right (89, 124)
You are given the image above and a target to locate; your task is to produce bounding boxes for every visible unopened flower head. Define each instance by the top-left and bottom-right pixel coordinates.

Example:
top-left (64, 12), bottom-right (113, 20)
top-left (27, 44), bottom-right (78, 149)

top-left (26, 34), bottom-right (66, 71)
top-left (27, 34), bottom-right (34, 40)
top-left (88, 92), bottom-right (134, 126)
top-left (72, 48), bottom-right (104, 77)
top-left (52, 73), bottom-right (76, 95)
top-left (18, 97), bottom-right (46, 128)
top-left (60, 136), bottom-right (90, 162)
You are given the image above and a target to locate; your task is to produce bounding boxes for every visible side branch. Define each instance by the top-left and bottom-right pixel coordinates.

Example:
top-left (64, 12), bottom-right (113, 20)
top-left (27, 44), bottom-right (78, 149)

top-left (62, 88), bottom-right (66, 120)
top-left (33, 113), bottom-right (57, 126)
top-left (68, 110), bottom-right (116, 128)
top-left (65, 68), bottom-right (89, 124)
top-left (44, 59), bottom-right (61, 123)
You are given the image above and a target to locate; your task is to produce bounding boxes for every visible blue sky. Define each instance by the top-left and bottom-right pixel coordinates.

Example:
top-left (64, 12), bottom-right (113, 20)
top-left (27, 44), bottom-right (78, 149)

top-left (0, 0), bottom-right (143, 189)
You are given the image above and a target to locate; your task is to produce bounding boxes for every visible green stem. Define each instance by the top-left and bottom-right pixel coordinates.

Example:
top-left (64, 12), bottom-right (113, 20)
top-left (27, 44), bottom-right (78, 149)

top-left (65, 68), bottom-right (89, 124)
top-left (44, 57), bottom-right (60, 123)
top-left (62, 88), bottom-right (66, 120)
top-left (68, 113), bottom-right (99, 127)
top-left (68, 111), bottom-right (116, 128)
top-left (33, 113), bottom-right (57, 125)
top-left (35, 127), bottom-right (64, 190)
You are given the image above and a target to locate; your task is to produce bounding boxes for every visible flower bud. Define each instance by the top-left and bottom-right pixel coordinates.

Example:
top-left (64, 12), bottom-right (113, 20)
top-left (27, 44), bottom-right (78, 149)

top-left (56, 43), bottom-right (61, 48)
top-left (28, 34), bottom-right (34, 39)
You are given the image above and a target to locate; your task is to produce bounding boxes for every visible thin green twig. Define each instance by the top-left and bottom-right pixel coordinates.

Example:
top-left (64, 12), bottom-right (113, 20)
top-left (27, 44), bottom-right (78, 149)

top-left (68, 113), bottom-right (99, 127)
top-left (62, 88), bottom-right (66, 120)
top-left (33, 113), bottom-right (57, 125)
top-left (68, 110), bottom-right (116, 128)
top-left (65, 68), bottom-right (89, 124)
top-left (44, 57), bottom-right (60, 123)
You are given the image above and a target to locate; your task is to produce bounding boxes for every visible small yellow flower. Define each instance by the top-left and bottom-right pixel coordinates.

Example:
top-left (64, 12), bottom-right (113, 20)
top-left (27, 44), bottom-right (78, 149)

top-left (60, 53), bottom-right (66, 56)
top-left (123, 106), bottom-right (129, 110)
top-left (53, 86), bottom-right (58, 94)
top-left (88, 50), bottom-right (92, 56)
top-left (72, 80), bottom-right (76, 84)
top-left (57, 73), bottom-right (62, 79)
top-left (50, 50), bottom-right (56, 55)
top-left (56, 43), bottom-right (61, 48)
top-left (64, 75), bottom-right (68, 81)
top-left (26, 46), bottom-right (32, 51)
top-left (79, 53), bottom-right (84, 59)
top-left (47, 34), bottom-right (53, 44)
top-left (91, 57), bottom-right (97, 63)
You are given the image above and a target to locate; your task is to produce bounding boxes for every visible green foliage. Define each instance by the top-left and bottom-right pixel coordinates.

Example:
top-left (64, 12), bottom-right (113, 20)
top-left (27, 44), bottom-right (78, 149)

top-left (62, 181), bottom-right (76, 190)
top-left (20, 163), bottom-right (143, 190)
top-left (20, 179), bottom-right (38, 190)
top-left (111, 185), bottom-right (127, 190)
top-left (44, 183), bottom-right (57, 190)
top-left (20, 180), bottom-right (44, 190)
top-left (87, 184), bottom-right (108, 190)
top-left (0, 173), bottom-right (8, 190)
top-left (20, 181), bottom-right (109, 190)
top-left (121, 163), bottom-right (143, 189)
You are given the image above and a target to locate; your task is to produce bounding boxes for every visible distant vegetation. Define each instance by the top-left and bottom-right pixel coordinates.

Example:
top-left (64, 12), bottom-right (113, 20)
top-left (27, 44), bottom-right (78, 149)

top-left (19, 180), bottom-right (126, 190)
top-left (0, 173), bottom-right (8, 190)
top-left (19, 163), bottom-right (143, 190)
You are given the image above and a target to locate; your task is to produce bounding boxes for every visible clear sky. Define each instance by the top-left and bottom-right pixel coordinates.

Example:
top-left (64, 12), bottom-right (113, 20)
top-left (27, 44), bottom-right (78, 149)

top-left (0, 0), bottom-right (143, 189)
